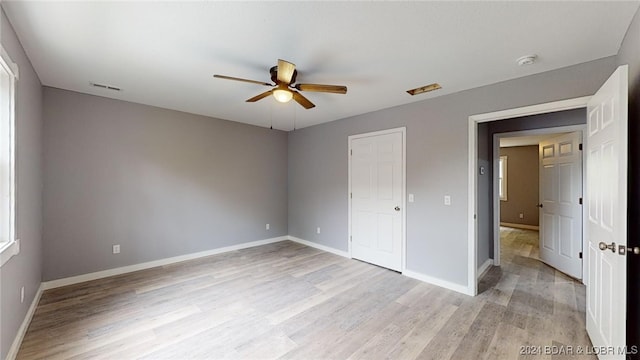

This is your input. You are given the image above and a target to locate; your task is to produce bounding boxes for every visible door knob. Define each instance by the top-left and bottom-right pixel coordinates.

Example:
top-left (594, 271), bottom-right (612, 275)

top-left (394, 206), bottom-right (400, 211)
top-left (536, 203), bottom-right (543, 208)
top-left (599, 241), bottom-right (616, 252)
top-left (618, 245), bottom-right (640, 255)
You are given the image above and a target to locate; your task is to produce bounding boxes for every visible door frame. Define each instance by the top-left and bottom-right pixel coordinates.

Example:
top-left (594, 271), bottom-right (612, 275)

top-left (468, 96), bottom-right (591, 295)
top-left (348, 127), bottom-right (407, 272)
top-left (492, 126), bottom-right (586, 271)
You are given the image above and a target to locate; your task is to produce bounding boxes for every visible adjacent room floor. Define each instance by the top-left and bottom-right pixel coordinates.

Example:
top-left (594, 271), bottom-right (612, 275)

top-left (18, 229), bottom-right (593, 359)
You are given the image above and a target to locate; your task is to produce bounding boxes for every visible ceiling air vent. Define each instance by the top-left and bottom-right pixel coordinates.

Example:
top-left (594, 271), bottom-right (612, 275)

top-left (406, 83), bottom-right (441, 96)
top-left (90, 82), bottom-right (121, 91)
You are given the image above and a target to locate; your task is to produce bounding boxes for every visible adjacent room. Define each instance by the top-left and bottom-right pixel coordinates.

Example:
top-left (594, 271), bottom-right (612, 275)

top-left (1, 2), bottom-right (639, 359)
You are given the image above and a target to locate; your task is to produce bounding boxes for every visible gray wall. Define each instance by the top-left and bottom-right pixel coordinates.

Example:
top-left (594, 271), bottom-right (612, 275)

top-left (42, 88), bottom-right (288, 281)
top-left (617, 6), bottom-right (640, 349)
top-left (499, 146), bottom-right (539, 226)
top-left (0, 9), bottom-right (43, 360)
top-left (288, 57), bottom-right (615, 287)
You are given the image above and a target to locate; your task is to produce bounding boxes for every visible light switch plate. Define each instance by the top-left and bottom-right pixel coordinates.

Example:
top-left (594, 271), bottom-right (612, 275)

top-left (444, 195), bottom-right (451, 206)
top-left (408, 194), bottom-right (414, 203)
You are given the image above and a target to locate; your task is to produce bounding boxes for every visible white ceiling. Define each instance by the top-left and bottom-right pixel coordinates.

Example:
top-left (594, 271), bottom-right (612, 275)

top-left (3, 1), bottom-right (639, 131)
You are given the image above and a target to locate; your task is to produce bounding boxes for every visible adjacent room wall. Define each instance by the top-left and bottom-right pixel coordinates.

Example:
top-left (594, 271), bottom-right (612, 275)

top-left (0, 9), bottom-right (43, 360)
top-left (499, 146), bottom-right (539, 227)
top-left (288, 57), bottom-right (615, 288)
top-left (617, 5), bottom-right (640, 351)
top-left (42, 88), bottom-right (288, 281)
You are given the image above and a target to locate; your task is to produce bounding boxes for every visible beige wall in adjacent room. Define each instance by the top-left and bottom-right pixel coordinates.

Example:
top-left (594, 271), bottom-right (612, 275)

top-left (499, 146), bottom-right (539, 227)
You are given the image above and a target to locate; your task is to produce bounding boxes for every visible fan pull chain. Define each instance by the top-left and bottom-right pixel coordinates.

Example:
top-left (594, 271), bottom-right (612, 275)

top-left (270, 101), bottom-right (273, 130)
top-left (293, 102), bottom-right (297, 131)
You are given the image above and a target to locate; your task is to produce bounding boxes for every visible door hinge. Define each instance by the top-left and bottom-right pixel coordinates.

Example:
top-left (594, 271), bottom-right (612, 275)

top-left (350, 192), bottom-right (352, 198)
top-left (579, 252), bottom-right (583, 259)
top-left (579, 197), bottom-right (583, 205)
top-left (350, 236), bottom-right (352, 242)
top-left (579, 143), bottom-right (583, 151)
top-left (350, 149), bottom-right (353, 155)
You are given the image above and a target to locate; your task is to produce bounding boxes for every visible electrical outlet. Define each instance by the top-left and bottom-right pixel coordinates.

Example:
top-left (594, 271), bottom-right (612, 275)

top-left (519, 213), bottom-right (524, 219)
top-left (112, 244), bottom-right (120, 254)
top-left (266, 223), bottom-right (270, 230)
top-left (317, 227), bottom-right (321, 234)
top-left (20, 286), bottom-right (24, 303)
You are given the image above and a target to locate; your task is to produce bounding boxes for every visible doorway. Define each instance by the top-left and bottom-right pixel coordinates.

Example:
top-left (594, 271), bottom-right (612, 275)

top-left (467, 96), bottom-right (591, 295)
top-left (494, 128), bottom-right (585, 280)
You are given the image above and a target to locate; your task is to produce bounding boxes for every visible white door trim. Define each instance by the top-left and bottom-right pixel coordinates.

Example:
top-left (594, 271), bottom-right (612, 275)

top-left (348, 127), bottom-right (407, 272)
top-left (468, 96), bottom-right (591, 295)
top-left (492, 125), bottom-right (586, 267)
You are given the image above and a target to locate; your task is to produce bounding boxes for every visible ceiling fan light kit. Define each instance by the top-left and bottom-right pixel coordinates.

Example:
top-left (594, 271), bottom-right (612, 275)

top-left (214, 59), bottom-right (347, 110)
top-left (273, 87), bottom-right (293, 103)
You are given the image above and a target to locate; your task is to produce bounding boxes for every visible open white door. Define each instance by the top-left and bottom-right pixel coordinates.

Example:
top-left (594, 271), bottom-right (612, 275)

top-left (538, 132), bottom-right (583, 279)
top-left (350, 129), bottom-right (404, 271)
top-left (586, 65), bottom-right (628, 359)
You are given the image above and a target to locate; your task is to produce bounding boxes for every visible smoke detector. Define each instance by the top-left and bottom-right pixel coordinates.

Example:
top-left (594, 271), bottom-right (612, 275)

top-left (516, 55), bottom-right (537, 66)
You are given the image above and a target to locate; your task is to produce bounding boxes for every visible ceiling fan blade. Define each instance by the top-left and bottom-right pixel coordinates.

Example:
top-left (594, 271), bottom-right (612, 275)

top-left (277, 59), bottom-right (296, 85)
top-left (292, 91), bottom-right (315, 109)
top-left (295, 83), bottom-right (347, 94)
top-left (246, 90), bottom-right (273, 102)
top-left (214, 75), bottom-right (273, 87)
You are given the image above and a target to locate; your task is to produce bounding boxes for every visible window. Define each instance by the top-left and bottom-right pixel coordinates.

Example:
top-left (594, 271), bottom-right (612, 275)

top-left (499, 155), bottom-right (507, 201)
top-left (0, 45), bottom-right (19, 267)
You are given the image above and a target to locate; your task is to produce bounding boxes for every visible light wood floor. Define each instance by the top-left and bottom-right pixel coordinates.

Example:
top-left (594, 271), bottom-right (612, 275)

top-left (18, 229), bottom-right (594, 359)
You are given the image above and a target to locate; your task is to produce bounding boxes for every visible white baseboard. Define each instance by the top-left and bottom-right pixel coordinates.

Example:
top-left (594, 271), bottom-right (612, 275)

top-left (402, 269), bottom-right (472, 296)
top-left (477, 258), bottom-right (494, 279)
top-left (500, 222), bottom-right (539, 231)
top-left (287, 236), bottom-right (350, 258)
top-left (41, 236), bottom-right (288, 290)
top-left (287, 236), bottom-right (473, 296)
top-left (5, 284), bottom-right (43, 360)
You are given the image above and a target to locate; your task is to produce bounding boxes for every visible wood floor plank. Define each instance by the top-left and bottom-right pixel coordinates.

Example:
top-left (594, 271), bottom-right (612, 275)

top-left (449, 301), bottom-right (506, 359)
top-left (482, 322), bottom-right (529, 360)
top-left (378, 302), bottom-right (458, 360)
top-left (414, 296), bottom-right (486, 360)
top-left (301, 301), bottom-right (409, 359)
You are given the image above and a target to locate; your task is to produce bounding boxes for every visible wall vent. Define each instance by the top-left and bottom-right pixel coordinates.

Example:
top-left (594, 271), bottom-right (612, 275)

top-left (90, 82), bottom-right (121, 91)
top-left (406, 83), bottom-right (441, 96)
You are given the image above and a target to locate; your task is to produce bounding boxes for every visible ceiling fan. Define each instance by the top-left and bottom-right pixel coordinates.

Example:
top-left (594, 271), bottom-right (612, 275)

top-left (214, 59), bottom-right (347, 109)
